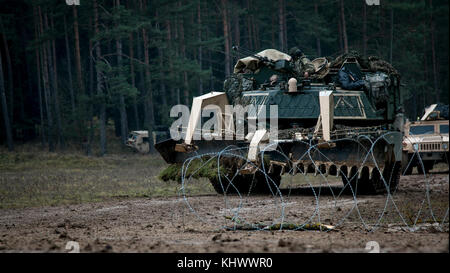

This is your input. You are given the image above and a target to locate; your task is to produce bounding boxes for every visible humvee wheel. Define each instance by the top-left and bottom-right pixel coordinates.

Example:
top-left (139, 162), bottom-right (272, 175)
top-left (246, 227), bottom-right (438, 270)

top-left (209, 171), bottom-right (281, 195)
top-left (403, 165), bottom-right (413, 175)
top-left (342, 161), bottom-right (401, 195)
top-left (401, 152), bottom-right (413, 175)
top-left (417, 161), bottom-right (433, 175)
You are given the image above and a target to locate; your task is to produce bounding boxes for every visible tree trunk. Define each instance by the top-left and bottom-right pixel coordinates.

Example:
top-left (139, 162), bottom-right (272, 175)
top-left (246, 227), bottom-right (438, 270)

top-left (278, 0), bottom-right (287, 52)
top-left (158, 51), bottom-right (167, 106)
top-left (50, 15), bottom-right (64, 149)
top-left (423, 29), bottom-right (429, 109)
top-left (246, 0), bottom-right (253, 50)
top-left (233, 1), bottom-right (240, 48)
top-left (338, 12), bottom-right (343, 53)
top-left (389, 9), bottom-right (394, 63)
top-left (221, 0), bottom-right (231, 77)
top-left (340, 0), bottom-right (348, 53)
top-left (155, 16), bottom-right (167, 106)
top-left (33, 7), bottom-right (46, 147)
top-left (252, 13), bottom-right (259, 50)
top-left (178, 6), bottom-right (190, 105)
top-left (38, 6), bottom-right (54, 152)
top-left (73, 6), bottom-right (84, 93)
top-left (165, 19), bottom-right (176, 105)
top-left (198, 1), bottom-right (204, 95)
top-left (142, 28), bottom-right (154, 129)
top-left (86, 38), bottom-right (94, 156)
top-left (136, 29), bottom-right (146, 113)
top-left (141, 1), bottom-right (155, 133)
top-left (64, 16), bottom-right (76, 121)
top-left (129, 32), bottom-right (140, 130)
top-left (278, 0), bottom-right (283, 51)
top-left (93, 0), bottom-right (107, 156)
top-left (429, 0), bottom-right (440, 103)
top-left (116, 0), bottom-right (128, 145)
top-left (379, 5), bottom-right (385, 53)
top-left (314, 1), bottom-right (321, 56)
top-left (362, 2), bottom-right (367, 56)
top-left (283, 2), bottom-right (287, 51)
top-left (174, 5), bottom-right (181, 105)
top-left (0, 17), bottom-right (14, 126)
top-left (19, 19), bottom-right (31, 127)
top-left (85, 16), bottom-right (96, 156)
top-left (73, 5), bottom-right (84, 145)
top-left (271, 13), bottom-right (275, 48)
top-left (0, 51), bottom-right (13, 151)
top-left (208, 49), bottom-right (214, 91)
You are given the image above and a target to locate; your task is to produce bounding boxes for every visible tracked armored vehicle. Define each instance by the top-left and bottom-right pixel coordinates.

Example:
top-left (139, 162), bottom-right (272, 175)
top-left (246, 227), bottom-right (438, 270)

top-left (156, 48), bottom-right (404, 195)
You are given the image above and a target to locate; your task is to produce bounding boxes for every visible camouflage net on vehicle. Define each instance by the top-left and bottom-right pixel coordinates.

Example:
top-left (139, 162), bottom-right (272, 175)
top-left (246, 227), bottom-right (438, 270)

top-left (329, 50), bottom-right (400, 78)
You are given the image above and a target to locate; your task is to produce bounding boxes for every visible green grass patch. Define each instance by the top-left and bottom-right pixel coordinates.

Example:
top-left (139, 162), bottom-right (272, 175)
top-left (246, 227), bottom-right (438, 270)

top-left (0, 149), bottom-right (215, 209)
top-left (159, 157), bottom-right (227, 182)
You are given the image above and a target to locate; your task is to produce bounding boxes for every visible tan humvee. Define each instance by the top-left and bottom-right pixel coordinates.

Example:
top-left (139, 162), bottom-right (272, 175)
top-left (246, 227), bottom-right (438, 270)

top-left (126, 131), bottom-right (150, 154)
top-left (126, 129), bottom-right (170, 154)
top-left (402, 104), bottom-right (449, 174)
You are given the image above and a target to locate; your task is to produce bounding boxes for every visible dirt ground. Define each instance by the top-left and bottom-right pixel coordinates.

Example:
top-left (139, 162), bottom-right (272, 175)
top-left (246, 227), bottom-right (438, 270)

top-left (0, 171), bottom-right (448, 253)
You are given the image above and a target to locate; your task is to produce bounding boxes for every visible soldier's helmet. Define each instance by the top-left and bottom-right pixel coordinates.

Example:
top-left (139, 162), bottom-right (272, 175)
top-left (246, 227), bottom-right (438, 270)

top-left (289, 47), bottom-right (303, 59)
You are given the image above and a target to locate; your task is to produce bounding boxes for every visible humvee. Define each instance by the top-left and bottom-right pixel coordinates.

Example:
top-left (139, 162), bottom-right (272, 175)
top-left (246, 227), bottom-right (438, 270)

top-left (402, 104), bottom-right (449, 174)
top-left (127, 129), bottom-right (170, 154)
top-left (126, 131), bottom-right (150, 154)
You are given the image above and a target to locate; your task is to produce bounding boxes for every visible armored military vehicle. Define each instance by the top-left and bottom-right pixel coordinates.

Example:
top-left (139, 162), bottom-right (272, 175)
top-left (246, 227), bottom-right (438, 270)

top-left (156, 48), bottom-right (404, 195)
top-left (402, 104), bottom-right (449, 174)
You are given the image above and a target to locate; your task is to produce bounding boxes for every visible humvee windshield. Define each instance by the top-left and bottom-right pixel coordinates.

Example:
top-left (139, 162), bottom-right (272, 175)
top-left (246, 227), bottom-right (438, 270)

top-left (409, 125), bottom-right (435, 135)
top-left (440, 124), bottom-right (449, 134)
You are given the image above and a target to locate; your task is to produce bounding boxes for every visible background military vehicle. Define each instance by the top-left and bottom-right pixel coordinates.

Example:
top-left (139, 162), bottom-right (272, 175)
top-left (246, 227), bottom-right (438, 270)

top-left (402, 104), bottom-right (449, 175)
top-left (156, 47), bottom-right (404, 195)
top-left (127, 127), bottom-right (169, 154)
top-left (126, 131), bottom-right (150, 154)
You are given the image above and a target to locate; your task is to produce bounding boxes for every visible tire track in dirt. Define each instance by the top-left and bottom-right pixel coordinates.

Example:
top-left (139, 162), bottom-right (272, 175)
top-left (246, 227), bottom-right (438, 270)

top-left (0, 174), bottom-right (448, 253)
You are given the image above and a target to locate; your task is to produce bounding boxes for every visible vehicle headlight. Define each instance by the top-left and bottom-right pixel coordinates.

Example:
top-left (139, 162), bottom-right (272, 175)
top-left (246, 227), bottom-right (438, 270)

top-left (413, 143), bottom-right (419, 151)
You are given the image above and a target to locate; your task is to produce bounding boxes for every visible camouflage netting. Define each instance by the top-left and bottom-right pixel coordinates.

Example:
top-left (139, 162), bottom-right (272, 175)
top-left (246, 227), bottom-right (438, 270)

top-left (330, 50), bottom-right (368, 69)
top-left (223, 49), bottom-right (401, 117)
top-left (223, 74), bottom-right (255, 105)
top-left (330, 50), bottom-right (400, 79)
top-left (367, 56), bottom-right (400, 78)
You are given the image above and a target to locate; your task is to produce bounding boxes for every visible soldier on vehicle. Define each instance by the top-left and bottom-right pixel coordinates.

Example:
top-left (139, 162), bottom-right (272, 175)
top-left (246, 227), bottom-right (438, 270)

top-left (288, 47), bottom-right (315, 78)
top-left (338, 66), bottom-right (367, 90)
top-left (269, 74), bottom-right (279, 85)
